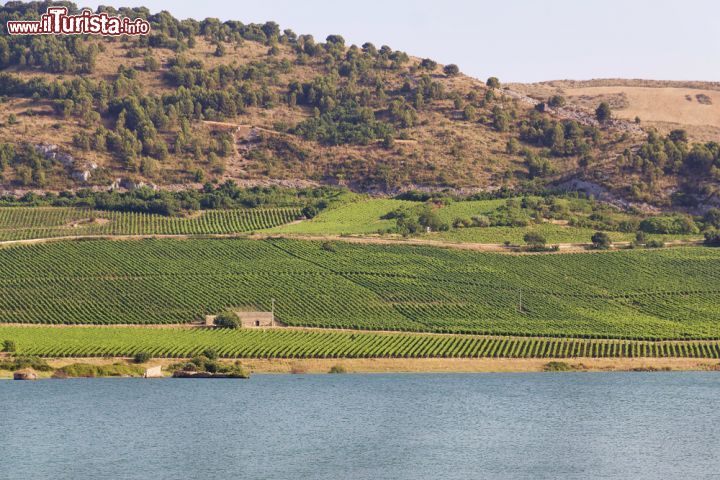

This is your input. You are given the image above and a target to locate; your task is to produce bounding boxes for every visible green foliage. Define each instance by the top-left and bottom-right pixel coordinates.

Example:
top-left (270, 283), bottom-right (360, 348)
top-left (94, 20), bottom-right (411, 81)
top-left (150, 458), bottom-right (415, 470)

top-left (543, 361), bottom-right (575, 371)
top-left (704, 229), bottom-right (720, 247)
top-left (329, 364), bottom-right (347, 374)
top-left (443, 64), bottom-right (460, 76)
top-left (419, 58), bottom-right (437, 70)
top-left (486, 77), bottom-right (500, 89)
top-left (56, 362), bottom-right (144, 378)
top-left (591, 231), bottom-right (612, 249)
top-left (294, 100), bottom-right (394, 145)
top-left (595, 102), bottom-right (611, 123)
top-left (133, 351), bottom-right (152, 363)
top-left (2, 339), bottom-right (16, 352)
top-left (523, 231), bottom-right (546, 248)
top-left (519, 112), bottom-right (596, 156)
top-left (0, 355), bottom-right (52, 372)
top-left (491, 106), bottom-right (509, 132)
top-left (524, 151), bottom-right (553, 179)
top-left (214, 311), bottom-right (241, 329)
top-left (547, 95), bottom-right (565, 108)
top-left (639, 215), bottom-right (698, 235)
top-left (0, 239), bottom-right (717, 338)
top-left (0, 206), bottom-right (301, 241)
top-left (645, 239), bottom-right (665, 249)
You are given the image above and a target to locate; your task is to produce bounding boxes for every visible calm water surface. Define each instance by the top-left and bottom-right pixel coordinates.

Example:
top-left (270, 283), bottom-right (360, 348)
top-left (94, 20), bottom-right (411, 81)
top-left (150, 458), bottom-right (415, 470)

top-left (1, 373), bottom-right (719, 479)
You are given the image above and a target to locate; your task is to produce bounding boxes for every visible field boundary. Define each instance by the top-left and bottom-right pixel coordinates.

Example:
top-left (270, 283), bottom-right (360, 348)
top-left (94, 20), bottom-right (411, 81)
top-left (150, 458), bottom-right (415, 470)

top-left (0, 231), bottom-right (704, 254)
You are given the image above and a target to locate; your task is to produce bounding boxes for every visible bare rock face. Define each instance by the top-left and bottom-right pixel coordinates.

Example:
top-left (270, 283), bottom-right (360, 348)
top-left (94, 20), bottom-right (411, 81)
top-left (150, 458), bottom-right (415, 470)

top-left (13, 369), bottom-right (37, 380)
top-left (34, 144), bottom-right (76, 167)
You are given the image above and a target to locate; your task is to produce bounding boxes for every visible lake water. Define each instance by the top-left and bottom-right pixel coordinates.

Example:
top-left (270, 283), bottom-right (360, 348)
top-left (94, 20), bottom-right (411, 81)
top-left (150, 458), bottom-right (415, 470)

top-left (1, 373), bottom-right (719, 479)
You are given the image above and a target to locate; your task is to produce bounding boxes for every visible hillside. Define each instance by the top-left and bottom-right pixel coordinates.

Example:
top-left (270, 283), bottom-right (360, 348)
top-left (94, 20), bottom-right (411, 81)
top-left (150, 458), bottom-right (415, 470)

top-left (0, 2), bottom-right (718, 209)
top-left (510, 79), bottom-right (720, 143)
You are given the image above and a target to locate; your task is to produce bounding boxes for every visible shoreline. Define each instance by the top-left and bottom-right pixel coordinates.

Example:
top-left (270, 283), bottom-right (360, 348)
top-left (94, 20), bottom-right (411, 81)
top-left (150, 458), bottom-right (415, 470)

top-left (2, 357), bottom-right (720, 378)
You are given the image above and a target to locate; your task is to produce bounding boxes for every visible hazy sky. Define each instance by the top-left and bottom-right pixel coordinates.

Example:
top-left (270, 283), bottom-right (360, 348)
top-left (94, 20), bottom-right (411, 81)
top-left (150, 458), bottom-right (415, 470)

top-left (80, 0), bottom-right (719, 83)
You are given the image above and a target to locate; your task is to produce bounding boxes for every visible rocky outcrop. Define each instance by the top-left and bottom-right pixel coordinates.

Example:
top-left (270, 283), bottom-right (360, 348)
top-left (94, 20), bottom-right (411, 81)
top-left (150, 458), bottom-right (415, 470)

top-left (13, 369), bottom-right (37, 380)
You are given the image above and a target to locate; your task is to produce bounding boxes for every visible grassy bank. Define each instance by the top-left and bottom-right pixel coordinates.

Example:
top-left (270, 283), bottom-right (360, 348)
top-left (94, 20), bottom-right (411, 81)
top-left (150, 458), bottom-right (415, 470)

top-left (3, 356), bottom-right (720, 378)
top-left (3, 326), bottom-right (720, 360)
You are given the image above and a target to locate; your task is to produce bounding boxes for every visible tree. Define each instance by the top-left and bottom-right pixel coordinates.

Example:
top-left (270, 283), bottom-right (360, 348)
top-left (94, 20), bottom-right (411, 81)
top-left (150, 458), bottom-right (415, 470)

top-left (420, 58), bottom-right (437, 70)
top-left (548, 95), bottom-right (565, 108)
top-left (591, 231), bottom-right (611, 249)
top-left (463, 105), bottom-right (476, 121)
top-left (443, 64), bottom-right (460, 76)
top-left (668, 129), bottom-right (688, 143)
top-left (133, 351), bottom-right (151, 363)
top-left (704, 229), bottom-right (720, 247)
top-left (144, 55), bottom-right (160, 71)
top-left (214, 311), bottom-right (241, 328)
top-left (703, 208), bottom-right (720, 229)
top-left (2, 339), bottom-right (16, 353)
top-left (595, 102), bottom-right (611, 123)
top-left (492, 106), bottom-right (509, 132)
top-left (523, 232), bottom-right (546, 250)
top-left (486, 77), bottom-right (500, 89)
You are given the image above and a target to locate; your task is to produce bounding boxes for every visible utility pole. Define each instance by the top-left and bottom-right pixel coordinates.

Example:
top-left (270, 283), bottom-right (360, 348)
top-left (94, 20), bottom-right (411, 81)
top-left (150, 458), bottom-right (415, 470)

top-left (271, 298), bottom-right (275, 327)
top-left (518, 288), bottom-right (523, 314)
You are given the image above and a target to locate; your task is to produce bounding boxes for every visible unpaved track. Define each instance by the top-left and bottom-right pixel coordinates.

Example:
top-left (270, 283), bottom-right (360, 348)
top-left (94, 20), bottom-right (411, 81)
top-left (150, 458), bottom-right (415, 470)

top-left (0, 232), bottom-right (703, 254)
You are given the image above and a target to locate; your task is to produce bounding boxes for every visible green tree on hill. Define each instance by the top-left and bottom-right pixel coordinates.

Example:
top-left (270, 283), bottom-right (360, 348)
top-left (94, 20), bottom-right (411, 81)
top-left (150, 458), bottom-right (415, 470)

top-left (591, 231), bottom-right (612, 249)
top-left (595, 102), bottom-right (611, 123)
top-left (443, 64), bottom-right (460, 76)
top-left (523, 232), bottom-right (546, 250)
top-left (486, 77), bottom-right (500, 89)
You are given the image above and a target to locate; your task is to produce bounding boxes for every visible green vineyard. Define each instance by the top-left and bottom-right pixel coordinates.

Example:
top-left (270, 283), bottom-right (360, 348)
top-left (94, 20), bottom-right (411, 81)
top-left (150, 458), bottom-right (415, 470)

top-left (2, 326), bottom-right (720, 359)
top-left (0, 238), bottom-right (718, 339)
top-left (0, 207), bottom-right (300, 241)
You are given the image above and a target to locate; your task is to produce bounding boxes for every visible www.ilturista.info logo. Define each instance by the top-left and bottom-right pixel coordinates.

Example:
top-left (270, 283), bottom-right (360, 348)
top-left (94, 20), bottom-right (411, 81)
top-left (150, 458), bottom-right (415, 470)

top-left (6, 7), bottom-right (151, 36)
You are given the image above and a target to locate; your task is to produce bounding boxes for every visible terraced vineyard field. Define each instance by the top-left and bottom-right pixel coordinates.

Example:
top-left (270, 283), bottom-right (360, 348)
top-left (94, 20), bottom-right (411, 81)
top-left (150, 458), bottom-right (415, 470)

top-left (3, 326), bottom-right (720, 359)
top-left (0, 238), bottom-right (718, 339)
top-left (268, 198), bottom-right (410, 235)
top-left (0, 207), bottom-right (300, 241)
top-left (268, 198), bottom-right (696, 244)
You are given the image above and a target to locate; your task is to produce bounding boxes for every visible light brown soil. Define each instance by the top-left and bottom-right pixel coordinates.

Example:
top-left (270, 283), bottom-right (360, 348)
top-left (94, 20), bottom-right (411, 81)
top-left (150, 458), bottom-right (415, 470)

top-left (0, 231), bottom-right (703, 254)
top-left (17, 356), bottom-right (720, 375)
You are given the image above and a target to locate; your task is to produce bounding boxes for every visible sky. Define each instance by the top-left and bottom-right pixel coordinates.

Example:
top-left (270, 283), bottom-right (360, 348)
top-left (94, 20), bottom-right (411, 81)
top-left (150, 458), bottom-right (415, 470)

top-left (79, 0), bottom-right (719, 83)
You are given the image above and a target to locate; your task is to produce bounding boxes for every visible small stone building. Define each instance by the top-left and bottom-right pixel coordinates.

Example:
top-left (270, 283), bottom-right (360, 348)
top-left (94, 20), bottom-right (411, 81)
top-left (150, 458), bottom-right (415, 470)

top-left (204, 311), bottom-right (275, 327)
top-left (236, 312), bottom-right (274, 327)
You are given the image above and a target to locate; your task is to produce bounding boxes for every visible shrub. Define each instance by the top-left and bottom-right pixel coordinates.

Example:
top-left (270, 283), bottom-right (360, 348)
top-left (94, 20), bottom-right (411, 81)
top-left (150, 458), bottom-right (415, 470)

top-left (2, 339), bottom-right (16, 353)
top-left (443, 64), bottom-right (460, 76)
top-left (329, 364), bottom-right (347, 374)
top-left (56, 363), bottom-right (143, 378)
top-left (202, 348), bottom-right (219, 360)
top-left (214, 311), bottom-right (241, 329)
top-left (639, 215), bottom-right (698, 235)
top-left (486, 77), bottom-right (500, 89)
top-left (543, 361), bottom-right (575, 372)
top-left (635, 231), bottom-right (646, 244)
top-left (133, 351), bottom-right (152, 364)
top-left (591, 231), bottom-right (612, 250)
top-left (645, 239), bottom-right (665, 249)
top-left (595, 102), bottom-right (611, 123)
top-left (548, 95), bottom-right (565, 108)
top-left (0, 355), bottom-right (52, 372)
top-left (704, 229), bottom-right (720, 247)
top-left (523, 232), bottom-right (546, 249)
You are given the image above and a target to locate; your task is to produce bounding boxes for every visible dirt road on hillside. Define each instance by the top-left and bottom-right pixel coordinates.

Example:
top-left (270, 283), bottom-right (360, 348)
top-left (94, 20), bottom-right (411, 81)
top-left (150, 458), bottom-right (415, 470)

top-left (0, 232), bottom-right (703, 254)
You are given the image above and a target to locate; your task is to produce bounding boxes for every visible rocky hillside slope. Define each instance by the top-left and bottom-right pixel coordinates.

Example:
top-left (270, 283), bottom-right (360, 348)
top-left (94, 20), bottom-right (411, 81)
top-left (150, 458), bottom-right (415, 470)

top-left (0, 3), bottom-right (717, 209)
